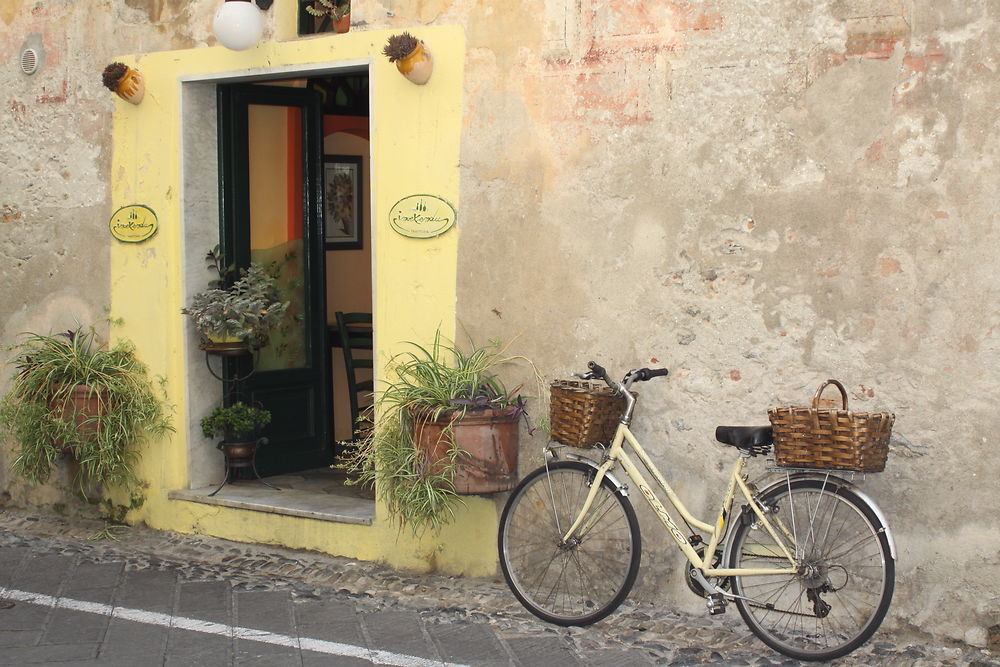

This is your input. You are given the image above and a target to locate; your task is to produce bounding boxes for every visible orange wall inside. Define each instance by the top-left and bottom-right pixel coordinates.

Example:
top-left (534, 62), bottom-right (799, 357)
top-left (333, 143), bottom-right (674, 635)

top-left (325, 125), bottom-right (372, 441)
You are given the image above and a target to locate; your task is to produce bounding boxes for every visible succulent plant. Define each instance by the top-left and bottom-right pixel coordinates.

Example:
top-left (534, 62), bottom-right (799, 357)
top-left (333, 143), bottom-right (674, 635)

top-left (101, 62), bottom-right (128, 91)
top-left (382, 32), bottom-right (419, 63)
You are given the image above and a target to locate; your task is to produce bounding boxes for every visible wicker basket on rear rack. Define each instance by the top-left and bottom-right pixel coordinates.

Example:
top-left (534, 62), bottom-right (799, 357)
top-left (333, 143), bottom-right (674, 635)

top-left (550, 380), bottom-right (625, 448)
top-left (768, 379), bottom-right (894, 472)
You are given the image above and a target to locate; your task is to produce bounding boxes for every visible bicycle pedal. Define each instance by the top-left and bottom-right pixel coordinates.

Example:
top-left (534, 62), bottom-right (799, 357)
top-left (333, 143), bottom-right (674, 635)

top-left (706, 593), bottom-right (727, 615)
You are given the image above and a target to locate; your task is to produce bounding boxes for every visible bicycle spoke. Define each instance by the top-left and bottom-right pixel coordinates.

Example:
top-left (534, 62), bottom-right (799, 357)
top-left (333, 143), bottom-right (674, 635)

top-left (499, 463), bottom-right (641, 626)
top-left (729, 480), bottom-right (893, 661)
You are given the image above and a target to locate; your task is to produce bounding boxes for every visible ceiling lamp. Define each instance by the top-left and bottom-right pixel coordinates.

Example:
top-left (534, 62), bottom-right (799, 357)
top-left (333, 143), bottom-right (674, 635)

top-left (213, 0), bottom-right (271, 51)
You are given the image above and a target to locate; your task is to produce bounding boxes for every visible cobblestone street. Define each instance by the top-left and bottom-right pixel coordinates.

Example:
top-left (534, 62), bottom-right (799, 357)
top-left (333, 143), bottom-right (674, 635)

top-left (0, 508), bottom-right (996, 666)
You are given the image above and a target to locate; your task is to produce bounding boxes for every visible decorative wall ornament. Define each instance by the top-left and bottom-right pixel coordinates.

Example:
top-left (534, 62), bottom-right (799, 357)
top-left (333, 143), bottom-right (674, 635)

top-left (383, 32), bottom-right (433, 85)
top-left (109, 204), bottom-right (158, 243)
top-left (388, 195), bottom-right (456, 239)
top-left (101, 62), bottom-right (145, 105)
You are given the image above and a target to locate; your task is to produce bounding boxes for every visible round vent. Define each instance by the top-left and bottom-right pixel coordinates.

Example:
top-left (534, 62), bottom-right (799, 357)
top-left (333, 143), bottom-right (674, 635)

top-left (20, 47), bottom-right (39, 75)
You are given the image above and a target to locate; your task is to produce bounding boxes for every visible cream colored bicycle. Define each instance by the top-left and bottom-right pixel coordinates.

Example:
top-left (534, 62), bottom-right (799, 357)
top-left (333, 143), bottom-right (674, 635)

top-left (498, 362), bottom-right (896, 662)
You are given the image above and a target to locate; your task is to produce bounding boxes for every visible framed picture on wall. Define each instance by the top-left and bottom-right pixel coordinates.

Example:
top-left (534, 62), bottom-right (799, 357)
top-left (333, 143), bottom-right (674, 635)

top-left (323, 155), bottom-right (363, 250)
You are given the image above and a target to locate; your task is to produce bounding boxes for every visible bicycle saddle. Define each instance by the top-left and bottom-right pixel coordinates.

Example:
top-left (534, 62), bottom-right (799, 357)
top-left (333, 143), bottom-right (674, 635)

top-left (715, 426), bottom-right (773, 456)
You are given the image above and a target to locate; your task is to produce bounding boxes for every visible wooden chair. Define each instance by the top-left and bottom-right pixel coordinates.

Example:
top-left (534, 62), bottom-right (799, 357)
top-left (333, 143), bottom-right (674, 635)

top-left (334, 311), bottom-right (374, 441)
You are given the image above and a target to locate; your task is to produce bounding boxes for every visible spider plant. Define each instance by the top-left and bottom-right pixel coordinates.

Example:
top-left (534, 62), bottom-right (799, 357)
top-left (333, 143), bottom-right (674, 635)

top-left (0, 326), bottom-right (173, 497)
top-left (344, 330), bottom-right (531, 533)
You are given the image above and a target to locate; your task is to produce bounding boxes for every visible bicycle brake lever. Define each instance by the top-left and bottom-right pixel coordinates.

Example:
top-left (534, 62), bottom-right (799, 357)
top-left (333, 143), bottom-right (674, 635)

top-left (571, 372), bottom-right (596, 380)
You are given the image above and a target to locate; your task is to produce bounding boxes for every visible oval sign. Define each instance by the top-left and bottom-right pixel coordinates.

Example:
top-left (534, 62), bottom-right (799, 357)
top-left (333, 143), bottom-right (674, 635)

top-left (109, 204), bottom-right (158, 243)
top-left (388, 194), bottom-right (456, 239)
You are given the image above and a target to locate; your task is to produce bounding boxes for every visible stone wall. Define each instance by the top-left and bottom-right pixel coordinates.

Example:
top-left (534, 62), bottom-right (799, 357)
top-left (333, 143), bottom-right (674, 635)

top-left (454, 0), bottom-right (999, 646)
top-left (0, 0), bottom-right (996, 646)
top-left (0, 0), bottom-right (218, 502)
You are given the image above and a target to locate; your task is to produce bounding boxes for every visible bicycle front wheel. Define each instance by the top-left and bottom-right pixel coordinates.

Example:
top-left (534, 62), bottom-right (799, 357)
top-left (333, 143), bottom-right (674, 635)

top-left (728, 477), bottom-right (894, 662)
top-left (498, 461), bottom-right (641, 626)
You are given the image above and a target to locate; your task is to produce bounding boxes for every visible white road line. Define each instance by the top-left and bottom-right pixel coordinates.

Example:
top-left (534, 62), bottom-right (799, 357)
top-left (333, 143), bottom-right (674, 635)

top-left (2, 588), bottom-right (466, 667)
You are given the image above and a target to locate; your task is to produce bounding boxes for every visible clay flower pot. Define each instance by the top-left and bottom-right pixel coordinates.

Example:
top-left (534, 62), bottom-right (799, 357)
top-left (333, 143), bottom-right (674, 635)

top-left (102, 62), bottom-right (144, 105)
top-left (50, 384), bottom-right (108, 451)
top-left (334, 12), bottom-right (350, 33)
top-left (413, 407), bottom-right (519, 495)
top-left (395, 41), bottom-right (433, 85)
top-left (115, 67), bottom-right (145, 105)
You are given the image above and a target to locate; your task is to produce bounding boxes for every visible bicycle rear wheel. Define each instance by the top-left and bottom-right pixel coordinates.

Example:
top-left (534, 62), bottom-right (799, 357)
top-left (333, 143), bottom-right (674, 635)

top-left (498, 461), bottom-right (641, 626)
top-left (728, 477), bottom-right (894, 662)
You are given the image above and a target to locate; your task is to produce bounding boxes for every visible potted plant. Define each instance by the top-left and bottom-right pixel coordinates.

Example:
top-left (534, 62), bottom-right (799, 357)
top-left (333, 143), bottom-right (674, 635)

top-left (345, 330), bottom-right (531, 533)
top-left (305, 0), bottom-right (351, 34)
top-left (201, 401), bottom-right (271, 463)
top-left (0, 326), bottom-right (172, 497)
top-left (182, 249), bottom-right (289, 351)
top-left (101, 61), bottom-right (144, 105)
top-left (382, 32), bottom-right (433, 85)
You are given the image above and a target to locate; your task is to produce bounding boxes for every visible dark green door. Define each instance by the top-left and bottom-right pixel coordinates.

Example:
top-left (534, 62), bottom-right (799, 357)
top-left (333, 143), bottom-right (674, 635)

top-left (218, 83), bottom-right (331, 476)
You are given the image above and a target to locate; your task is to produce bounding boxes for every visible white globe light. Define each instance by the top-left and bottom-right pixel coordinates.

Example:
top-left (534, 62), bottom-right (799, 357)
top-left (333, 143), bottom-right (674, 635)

top-left (213, 0), bottom-right (264, 51)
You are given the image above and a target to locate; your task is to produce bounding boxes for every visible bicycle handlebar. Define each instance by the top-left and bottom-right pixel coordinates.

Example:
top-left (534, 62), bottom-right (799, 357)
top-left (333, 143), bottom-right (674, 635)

top-left (579, 361), bottom-right (669, 391)
top-left (587, 361), bottom-right (610, 382)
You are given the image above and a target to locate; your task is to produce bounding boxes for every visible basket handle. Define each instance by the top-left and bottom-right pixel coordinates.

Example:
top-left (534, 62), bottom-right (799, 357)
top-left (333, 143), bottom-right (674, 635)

top-left (812, 379), bottom-right (848, 410)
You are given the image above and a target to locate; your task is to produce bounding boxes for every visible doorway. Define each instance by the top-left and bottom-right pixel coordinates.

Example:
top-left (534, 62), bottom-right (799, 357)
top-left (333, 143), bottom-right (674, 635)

top-left (215, 72), bottom-right (372, 480)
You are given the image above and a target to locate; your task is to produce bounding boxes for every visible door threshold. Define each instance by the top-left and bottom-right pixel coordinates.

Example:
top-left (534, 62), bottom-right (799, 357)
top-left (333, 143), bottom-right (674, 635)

top-left (168, 468), bottom-right (375, 526)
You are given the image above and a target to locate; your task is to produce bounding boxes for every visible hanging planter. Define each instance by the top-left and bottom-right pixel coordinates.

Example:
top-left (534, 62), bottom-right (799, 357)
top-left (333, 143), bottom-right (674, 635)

top-left (0, 327), bottom-right (172, 495)
top-left (383, 32), bottom-right (433, 85)
top-left (413, 407), bottom-right (520, 495)
top-left (49, 384), bottom-right (109, 452)
top-left (341, 330), bottom-right (535, 533)
top-left (101, 62), bottom-right (145, 105)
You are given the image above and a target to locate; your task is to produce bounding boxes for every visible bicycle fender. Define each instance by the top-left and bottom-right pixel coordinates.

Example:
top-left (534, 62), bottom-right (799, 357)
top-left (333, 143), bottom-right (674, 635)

top-left (561, 452), bottom-right (630, 497)
top-left (753, 474), bottom-right (897, 561)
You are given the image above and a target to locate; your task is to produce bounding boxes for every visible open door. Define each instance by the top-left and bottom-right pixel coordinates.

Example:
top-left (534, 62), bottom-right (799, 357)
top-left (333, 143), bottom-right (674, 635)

top-left (218, 83), bottom-right (331, 476)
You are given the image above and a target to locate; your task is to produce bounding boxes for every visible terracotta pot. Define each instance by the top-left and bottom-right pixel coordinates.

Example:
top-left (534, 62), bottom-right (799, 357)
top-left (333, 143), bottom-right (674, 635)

top-left (413, 407), bottom-right (519, 495)
top-left (334, 12), bottom-right (350, 33)
top-left (395, 41), bottom-right (433, 85)
top-left (115, 67), bottom-right (144, 105)
top-left (49, 384), bottom-right (107, 449)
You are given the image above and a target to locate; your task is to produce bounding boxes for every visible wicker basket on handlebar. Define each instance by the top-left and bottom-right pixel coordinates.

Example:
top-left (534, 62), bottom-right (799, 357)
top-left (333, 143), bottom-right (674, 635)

top-left (768, 379), bottom-right (894, 472)
top-left (550, 380), bottom-right (625, 448)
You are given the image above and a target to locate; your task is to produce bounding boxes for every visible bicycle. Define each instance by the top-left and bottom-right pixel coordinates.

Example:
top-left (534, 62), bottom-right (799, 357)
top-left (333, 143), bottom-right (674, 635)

top-left (497, 361), bottom-right (896, 662)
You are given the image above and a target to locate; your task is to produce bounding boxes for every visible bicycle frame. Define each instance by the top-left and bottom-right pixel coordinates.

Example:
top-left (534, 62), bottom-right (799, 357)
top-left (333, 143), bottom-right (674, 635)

top-left (560, 421), bottom-right (799, 578)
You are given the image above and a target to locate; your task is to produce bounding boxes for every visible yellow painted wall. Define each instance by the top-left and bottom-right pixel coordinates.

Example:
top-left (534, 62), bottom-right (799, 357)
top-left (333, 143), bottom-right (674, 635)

top-left (109, 26), bottom-right (498, 576)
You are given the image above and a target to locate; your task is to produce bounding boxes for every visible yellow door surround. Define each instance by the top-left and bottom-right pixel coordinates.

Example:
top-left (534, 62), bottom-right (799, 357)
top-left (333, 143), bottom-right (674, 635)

top-left (109, 27), bottom-right (499, 576)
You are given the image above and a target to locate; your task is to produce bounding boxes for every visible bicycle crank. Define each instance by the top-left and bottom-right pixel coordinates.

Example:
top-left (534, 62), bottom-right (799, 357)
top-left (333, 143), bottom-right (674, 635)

top-left (691, 569), bottom-right (778, 613)
top-left (685, 546), bottom-right (731, 598)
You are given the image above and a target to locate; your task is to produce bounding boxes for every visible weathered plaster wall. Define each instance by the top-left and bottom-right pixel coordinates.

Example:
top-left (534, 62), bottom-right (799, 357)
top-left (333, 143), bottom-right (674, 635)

top-left (0, 0), bottom-right (229, 502)
top-left (452, 0), bottom-right (999, 646)
top-left (0, 0), bottom-right (996, 647)
top-left (0, 0), bottom-right (215, 504)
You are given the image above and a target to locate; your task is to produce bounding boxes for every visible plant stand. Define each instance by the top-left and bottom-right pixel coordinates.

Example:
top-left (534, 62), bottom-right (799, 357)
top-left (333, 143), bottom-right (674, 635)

top-left (202, 345), bottom-right (280, 495)
top-left (208, 436), bottom-right (279, 496)
top-left (201, 343), bottom-right (257, 382)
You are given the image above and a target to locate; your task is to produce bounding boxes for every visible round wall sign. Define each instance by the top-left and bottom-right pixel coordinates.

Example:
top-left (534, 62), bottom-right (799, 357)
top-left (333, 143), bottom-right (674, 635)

top-left (109, 204), bottom-right (158, 243)
top-left (388, 194), bottom-right (456, 239)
